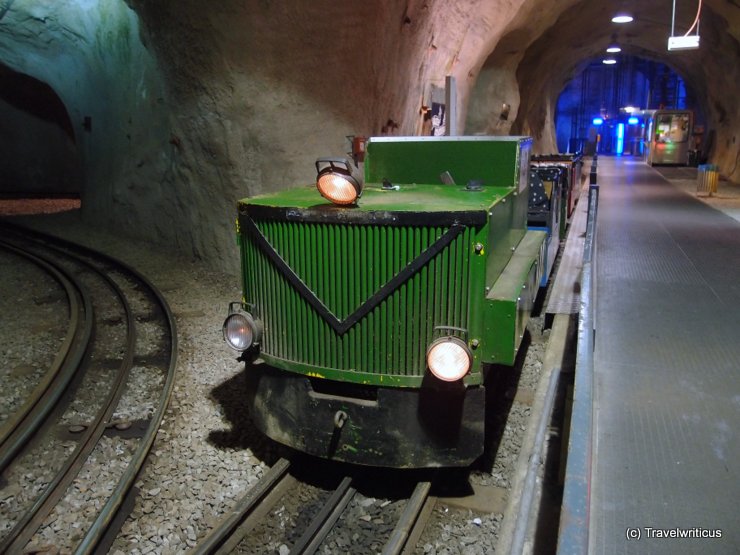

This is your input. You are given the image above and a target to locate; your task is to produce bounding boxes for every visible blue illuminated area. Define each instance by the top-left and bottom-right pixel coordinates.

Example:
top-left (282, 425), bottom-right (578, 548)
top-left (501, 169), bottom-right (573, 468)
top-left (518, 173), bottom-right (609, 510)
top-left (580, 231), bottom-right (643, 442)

top-left (555, 55), bottom-right (700, 155)
top-left (616, 123), bottom-right (625, 155)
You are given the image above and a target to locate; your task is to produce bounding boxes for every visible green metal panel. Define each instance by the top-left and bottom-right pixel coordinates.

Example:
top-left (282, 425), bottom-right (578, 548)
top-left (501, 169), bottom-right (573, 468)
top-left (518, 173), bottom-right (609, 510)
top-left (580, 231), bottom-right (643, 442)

top-left (243, 182), bottom-right (509, 217)
top-left (236, 136), bottom-right (537, 386)
top-left (365, 136), bottom-right (531, 188)
top-left (240, 218), bottom-right (480, 387)
top-left (481, 230), bottom-right (546, 365)
top-left (485, 190), bottom-right (527, 285)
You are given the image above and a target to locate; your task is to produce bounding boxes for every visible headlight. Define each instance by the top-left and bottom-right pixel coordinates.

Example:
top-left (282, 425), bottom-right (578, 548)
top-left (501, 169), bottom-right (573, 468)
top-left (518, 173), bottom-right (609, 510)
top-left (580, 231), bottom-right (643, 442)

top-left (315, 157), bottom-right (362, 205)
top-left (223, 303), bottom-right (263, 352)
top-left (426, 337), bottom-right (472, 382)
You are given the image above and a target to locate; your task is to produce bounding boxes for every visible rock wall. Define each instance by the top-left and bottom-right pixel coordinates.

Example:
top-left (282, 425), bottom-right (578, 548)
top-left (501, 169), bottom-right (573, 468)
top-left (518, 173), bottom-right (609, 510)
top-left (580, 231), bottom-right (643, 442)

top-left (107, 0), bottom-right (536, 273)
top-left (0, 0), bottom-right (170, 234)
top-left (469, 1), bottom-right (740, 170)
top-left (0, 0), bottom-right (737, 274)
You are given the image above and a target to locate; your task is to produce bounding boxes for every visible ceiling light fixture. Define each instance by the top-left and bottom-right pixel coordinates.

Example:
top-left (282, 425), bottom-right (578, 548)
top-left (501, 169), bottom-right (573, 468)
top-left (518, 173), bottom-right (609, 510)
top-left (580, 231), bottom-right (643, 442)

top-left (612, 13), bottom-right (634, 23)
top-left (606, 45), bottom-right (622, 53)
top-left (603, 58), bottom-right (618, 65)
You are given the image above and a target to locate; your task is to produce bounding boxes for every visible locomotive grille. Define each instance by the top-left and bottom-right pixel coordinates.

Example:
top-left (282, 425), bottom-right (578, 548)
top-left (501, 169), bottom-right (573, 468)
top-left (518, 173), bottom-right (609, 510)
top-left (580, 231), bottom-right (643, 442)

top-left (241, 218), bottom-right (474, 383)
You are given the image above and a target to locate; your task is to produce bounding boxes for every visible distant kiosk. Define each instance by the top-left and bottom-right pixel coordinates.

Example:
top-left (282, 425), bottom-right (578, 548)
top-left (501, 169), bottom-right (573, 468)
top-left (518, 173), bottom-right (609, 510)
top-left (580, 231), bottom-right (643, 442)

top-left (645, 110), bottom-right (693, 165)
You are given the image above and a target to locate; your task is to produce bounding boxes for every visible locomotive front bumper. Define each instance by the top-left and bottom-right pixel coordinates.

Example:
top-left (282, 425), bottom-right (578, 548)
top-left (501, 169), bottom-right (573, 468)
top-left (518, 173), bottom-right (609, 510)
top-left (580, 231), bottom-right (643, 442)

top-left (244, 360), bottom-right (486, 468)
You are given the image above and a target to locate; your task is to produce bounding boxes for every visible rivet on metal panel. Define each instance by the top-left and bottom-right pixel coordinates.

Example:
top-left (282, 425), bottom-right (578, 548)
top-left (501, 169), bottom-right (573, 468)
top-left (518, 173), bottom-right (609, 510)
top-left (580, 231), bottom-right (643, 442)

top-left (471, 339), bottom-right (480, 349)
top-left (474, 242), bottom-right (484, 254)
top-left (485, 286), bottom-right (491, 293)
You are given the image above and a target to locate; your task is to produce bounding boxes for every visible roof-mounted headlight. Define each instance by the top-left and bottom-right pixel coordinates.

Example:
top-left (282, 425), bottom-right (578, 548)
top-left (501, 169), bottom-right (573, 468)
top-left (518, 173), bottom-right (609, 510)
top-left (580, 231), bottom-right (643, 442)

top-left (223, 302), bottom-right (263, 352)
top-left (315, 157), bottom-right (362, 205)
top-left (426, 336), bottom-right (472, 382)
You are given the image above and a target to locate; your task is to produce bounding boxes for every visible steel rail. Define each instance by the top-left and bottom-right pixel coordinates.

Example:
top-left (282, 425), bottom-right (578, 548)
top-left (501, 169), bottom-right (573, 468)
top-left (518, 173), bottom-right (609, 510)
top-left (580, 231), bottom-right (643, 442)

top-left (400, 495), bottom-right (436, 555)
top-left (382, 481), bottom-right (432, 555)
top-left (508, 361), bottom-right (562, 554)
top-left (0, 240), bottom-right (93, 474)
top-left (0, 222), bottom-right (178, 555)
top-left (191, 458), bottom-right (292, 555)
top-left (0, 242), bottom-right (138, 553)
top-left (0, 241), bottom-right (81, 449)
top-left (289, 476), bottom-right (356, 555)
top-left (66, 243), bottom-right (178, 555)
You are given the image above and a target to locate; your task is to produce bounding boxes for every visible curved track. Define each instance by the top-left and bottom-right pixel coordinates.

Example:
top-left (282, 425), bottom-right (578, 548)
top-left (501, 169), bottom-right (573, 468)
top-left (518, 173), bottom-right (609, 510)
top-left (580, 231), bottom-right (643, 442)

top-left (0, 241), bottom-right (91, 473)
top-left (0, 223), bottom-right (177, 555)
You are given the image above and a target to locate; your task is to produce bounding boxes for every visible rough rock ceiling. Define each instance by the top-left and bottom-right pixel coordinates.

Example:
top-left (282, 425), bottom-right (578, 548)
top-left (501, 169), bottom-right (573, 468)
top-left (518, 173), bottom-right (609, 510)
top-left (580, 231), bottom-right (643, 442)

top-left (0, 0), bottom-right (737, 272)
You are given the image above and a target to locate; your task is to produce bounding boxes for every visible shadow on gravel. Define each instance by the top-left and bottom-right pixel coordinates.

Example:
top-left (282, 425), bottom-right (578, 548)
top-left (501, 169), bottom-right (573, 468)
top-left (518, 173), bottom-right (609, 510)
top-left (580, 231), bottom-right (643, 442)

top-left (207, 369), bottom-right (284, 466)
top-left (472, 329), bottom-right (530, 475)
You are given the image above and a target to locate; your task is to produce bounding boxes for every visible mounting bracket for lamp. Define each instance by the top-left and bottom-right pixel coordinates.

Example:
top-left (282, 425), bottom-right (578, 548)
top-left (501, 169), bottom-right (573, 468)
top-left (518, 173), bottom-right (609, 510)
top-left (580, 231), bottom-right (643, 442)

top-left (668, 0), bottom-right (701, 51)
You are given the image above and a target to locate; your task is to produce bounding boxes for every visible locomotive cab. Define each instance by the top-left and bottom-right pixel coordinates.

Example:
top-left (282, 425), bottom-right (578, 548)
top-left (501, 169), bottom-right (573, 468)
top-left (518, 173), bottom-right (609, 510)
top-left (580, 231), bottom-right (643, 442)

top-left (225, 136), bottom-right (546, 468)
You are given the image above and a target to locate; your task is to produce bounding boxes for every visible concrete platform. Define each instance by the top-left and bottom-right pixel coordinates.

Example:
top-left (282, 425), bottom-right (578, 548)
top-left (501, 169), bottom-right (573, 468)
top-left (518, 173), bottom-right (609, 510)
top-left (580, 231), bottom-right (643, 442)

top-left (589, 157), bottom-right (740, 554)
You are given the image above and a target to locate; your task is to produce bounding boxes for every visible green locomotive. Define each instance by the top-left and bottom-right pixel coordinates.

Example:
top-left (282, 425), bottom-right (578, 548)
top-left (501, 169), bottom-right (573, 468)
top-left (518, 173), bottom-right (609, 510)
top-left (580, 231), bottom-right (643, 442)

top-left (223, 137), bottom-right (546, 468)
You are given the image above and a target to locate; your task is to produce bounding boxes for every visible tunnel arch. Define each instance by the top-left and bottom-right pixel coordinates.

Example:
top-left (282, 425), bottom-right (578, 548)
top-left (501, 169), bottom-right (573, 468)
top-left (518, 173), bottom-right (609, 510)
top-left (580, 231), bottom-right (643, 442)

top-left (0, 0), bottom-right (170, 229)
top-left (467, 0), bottom-right (738, 170)
top-left (0, 63), bottom-right (75, 143)
top-left (0, 63), bottom-right (81, 195)
top-left (552, 54), bottom-right (707, 155)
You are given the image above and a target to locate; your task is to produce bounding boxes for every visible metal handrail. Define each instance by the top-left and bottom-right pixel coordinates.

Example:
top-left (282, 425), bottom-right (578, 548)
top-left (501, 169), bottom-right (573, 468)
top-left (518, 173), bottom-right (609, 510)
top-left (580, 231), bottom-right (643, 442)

top-left (557, 182), bottom-right (599, 554)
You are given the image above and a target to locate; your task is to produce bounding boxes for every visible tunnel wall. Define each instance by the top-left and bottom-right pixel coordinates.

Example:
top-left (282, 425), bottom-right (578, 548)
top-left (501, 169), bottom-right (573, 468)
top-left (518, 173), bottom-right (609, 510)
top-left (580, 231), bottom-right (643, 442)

top-left (0, 0), bottom-right (170, 230)
top-left (472, 1), bottom-right (740, 173)
top-left (0, 0), bottom-right (737, 275)
top-left (110, 0), bottom-right (536, 273)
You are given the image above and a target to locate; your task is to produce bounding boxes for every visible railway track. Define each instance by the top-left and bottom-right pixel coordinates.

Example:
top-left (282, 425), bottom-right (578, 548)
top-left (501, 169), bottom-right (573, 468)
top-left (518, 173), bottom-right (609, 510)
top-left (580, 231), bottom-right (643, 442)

top-left (0, 223), bottom-right (177, 554)
top-left (188, 272), bottom-right (569, 555)
top-left (193, 457), bottom-right (436, 555)
top-left (0, 211), bottom-right (577, 554)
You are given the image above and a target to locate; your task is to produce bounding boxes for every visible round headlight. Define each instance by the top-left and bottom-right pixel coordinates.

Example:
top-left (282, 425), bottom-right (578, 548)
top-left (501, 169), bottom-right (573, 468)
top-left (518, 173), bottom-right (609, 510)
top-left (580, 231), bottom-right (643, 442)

top-left (426, 337), bottom-right (472, 382)
top-left (315, 158), bottom-right (362, 205)
top-left (317, 172), bottom-right (360, 205)
top-left (223, 313), bottom-right (254, 351)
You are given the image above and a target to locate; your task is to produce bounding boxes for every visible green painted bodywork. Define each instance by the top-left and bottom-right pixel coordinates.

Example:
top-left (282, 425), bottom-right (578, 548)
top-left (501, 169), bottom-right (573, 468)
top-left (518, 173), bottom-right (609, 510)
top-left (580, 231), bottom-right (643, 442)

top-left (364, 136), bottom-right (529, 189)
top-left (242, 181), bottom-right (509, 215)
top-left (483, 230), bottom-right (546, 365)
top-left (236, 137), bottom-right (543, 388)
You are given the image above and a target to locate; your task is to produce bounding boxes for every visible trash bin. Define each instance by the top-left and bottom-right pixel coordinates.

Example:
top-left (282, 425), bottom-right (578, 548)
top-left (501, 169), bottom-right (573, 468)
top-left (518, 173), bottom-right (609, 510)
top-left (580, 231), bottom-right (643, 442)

top-left (697, 164), bottom-right (719, 196)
